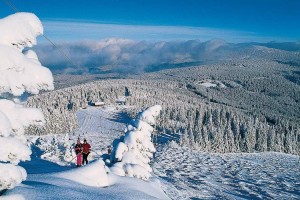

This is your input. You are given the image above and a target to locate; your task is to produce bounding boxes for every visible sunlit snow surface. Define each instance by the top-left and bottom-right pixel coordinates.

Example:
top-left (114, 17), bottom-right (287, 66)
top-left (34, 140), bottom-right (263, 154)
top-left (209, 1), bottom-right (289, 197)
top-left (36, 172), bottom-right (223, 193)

top-left (3, 106), bottom-right (299, 199)
top-left (3, 106), bottom-right (168, 200)
top-left (153, 143), bottom-right (300, 200)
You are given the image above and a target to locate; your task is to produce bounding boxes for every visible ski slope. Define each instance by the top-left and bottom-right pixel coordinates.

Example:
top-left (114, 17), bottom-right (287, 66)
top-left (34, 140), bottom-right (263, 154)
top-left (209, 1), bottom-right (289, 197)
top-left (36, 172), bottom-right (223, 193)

top-left (2, 106), bottom-right (169, 200)
top-left (75, 106), bottom-right (131, 157)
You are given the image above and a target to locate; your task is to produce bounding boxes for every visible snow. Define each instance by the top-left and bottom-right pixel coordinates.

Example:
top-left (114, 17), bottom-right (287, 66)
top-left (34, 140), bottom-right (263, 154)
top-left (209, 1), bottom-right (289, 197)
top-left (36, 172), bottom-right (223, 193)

top-left (200, 82), bottom-right (218, 87)
top-left (0, 99), bottom-right (45, 138)
top-left (110, 105), bottom-right (162, 180)
top-left (198, 79), bottom-right (226, 88)
top-left (0, 164), bottom-right (26, 191)
top-left (114, 142), bottom-right (129, 161)
top-left (3, 171), bottom-right (169, 200)
top-left (0, 111), bottom-right (11, 137)
top-left (0, 12), bottom-right (53, 192)
top-left (116, 96), bottom-right (127, 105)
top-left (0, 194), bottom-right (25, 200)
top-left (153, 142), bottom-right (300, 199)
top-left (2, 106), bottom-right (169, 199)
top-left (2, 104), bottom-right (298, 199)
top-left (0, 45), bottom-right (54, 96)
top-left (0, 13), bottom-right (43, 50)
top-left (0, 137), bottom-right (31, 164)
top-left (137, 105), bottom-right (162, 125)
top-left (56, 160), bottom-right (110, 187)
top-left (32, 106), bottom-right (129, 167)
top-left (0, 13), bottom-right (53, 96)
top-left (24, 50), bottom-right (41, 64)
top-left (94, 101), bottom-right (105, 106)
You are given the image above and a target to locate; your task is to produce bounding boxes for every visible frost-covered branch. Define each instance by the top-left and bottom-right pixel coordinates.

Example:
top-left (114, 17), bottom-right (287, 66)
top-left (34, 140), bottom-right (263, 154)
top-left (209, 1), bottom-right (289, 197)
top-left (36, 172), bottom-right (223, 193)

top-left (0, 12), bottom-right (54, 191)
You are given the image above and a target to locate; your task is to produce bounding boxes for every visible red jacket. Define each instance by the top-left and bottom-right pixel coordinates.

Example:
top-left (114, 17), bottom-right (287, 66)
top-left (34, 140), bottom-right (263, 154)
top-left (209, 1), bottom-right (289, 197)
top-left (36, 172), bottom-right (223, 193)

top-left (82, 143), bottom-right (91, 154)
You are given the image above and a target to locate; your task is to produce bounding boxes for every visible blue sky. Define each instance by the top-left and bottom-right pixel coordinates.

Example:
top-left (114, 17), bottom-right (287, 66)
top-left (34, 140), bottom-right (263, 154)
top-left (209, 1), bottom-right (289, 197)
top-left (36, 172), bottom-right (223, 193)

top-left (1, 0), bottom-right (300, 42)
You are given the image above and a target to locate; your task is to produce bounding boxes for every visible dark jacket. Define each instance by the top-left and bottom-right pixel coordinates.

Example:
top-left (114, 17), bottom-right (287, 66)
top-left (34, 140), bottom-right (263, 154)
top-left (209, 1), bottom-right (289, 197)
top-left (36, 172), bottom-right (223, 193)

top-left (74, 143), bottom-right (82, 155)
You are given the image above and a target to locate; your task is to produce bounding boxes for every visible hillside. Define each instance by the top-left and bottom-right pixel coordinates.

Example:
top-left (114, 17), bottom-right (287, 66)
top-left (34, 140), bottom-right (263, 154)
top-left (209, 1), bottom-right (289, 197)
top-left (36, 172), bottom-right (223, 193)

top-left (4, 106), bottom-right (299, 199)
top-left (3, 106), bottom-right (168, 200)
top-left (26, 55), bottom-right (300, 155)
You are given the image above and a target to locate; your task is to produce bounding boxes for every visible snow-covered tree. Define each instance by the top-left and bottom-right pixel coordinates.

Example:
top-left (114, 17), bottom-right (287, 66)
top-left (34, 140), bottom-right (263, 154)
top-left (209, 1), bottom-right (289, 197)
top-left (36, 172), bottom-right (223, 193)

top-left (109, 105), bottom-right (162, 180)
top-left (0, 13), bottom-right (53, 191)
top-left (63, 133), bottom-right (75, 163)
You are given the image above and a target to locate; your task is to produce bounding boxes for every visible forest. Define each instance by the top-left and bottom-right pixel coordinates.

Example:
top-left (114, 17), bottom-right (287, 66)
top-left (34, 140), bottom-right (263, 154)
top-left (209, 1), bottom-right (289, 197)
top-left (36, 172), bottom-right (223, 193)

top-left (26, 58), bottom-right (300, 155)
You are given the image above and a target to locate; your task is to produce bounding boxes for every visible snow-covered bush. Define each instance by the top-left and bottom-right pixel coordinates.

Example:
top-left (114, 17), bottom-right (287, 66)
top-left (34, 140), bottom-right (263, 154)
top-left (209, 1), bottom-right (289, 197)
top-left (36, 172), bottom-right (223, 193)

top-left (0, 13), bottom-right (53, 192)
top-left (63, 133), bottom-right (75, 162)
top-left (36, 134), bottom-right (76, 166)
top-left (110, 105), bottom-right (162, 180)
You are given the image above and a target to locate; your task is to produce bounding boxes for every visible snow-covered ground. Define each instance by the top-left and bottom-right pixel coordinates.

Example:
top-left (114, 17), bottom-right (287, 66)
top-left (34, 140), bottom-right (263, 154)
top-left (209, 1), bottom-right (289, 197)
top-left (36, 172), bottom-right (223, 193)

top-left (75, 106), bottom-right (129, 157)
top-left (153, 142), bottom-right (300, 200)
top-left (2, 106), bottom-right (299, 199)
top-left (2, 106), bottom-right (168, 199)
top-left (4, 160), bottom-right (168, 200)
top-left (198, 80), bottom-right (226, 88)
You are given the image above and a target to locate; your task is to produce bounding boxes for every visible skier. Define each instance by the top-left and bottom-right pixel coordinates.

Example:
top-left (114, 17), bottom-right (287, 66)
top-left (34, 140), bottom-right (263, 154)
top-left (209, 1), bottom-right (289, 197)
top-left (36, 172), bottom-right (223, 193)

top-left (82, 138), bottom-right (91, 165)
top-left (74, 139), bottom-right (82, 167)
top-left (107, 145), bottom-right (112, 154)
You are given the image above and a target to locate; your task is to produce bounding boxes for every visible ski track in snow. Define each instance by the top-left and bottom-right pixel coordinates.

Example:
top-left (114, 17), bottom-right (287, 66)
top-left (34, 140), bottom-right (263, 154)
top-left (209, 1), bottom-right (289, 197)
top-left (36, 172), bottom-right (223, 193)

top-left (75, 106), bottom-right (130, 157)
top-left (153, 144), bottom-right (300, 200)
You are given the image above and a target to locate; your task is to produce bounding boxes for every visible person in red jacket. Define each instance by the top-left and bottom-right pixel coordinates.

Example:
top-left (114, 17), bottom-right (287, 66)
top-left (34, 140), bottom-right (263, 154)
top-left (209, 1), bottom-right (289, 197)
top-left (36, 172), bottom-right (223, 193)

top-left (82, 138), bottom-right (91, 165)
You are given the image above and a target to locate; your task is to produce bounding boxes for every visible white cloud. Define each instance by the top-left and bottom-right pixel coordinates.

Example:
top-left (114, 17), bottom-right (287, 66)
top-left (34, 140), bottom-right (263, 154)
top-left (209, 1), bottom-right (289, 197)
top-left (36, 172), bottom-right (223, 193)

top-left (34, 38), bottom-right (229, 74)
top-left (34, 20), bottom-right (296, 74)
top-left (41, 20), bottom-right (268, 43)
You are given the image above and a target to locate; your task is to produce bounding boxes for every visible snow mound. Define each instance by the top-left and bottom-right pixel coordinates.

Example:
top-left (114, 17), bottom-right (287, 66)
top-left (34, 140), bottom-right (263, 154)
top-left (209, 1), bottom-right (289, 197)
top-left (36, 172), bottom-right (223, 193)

top-left (0, 163), bottom-right (26, 191)
top-left (0, 13), bottom-right (43, 50)
top-left (56, 160), bottom-right (110, 187)
top-left (110, 105), bottom-right (162, 180)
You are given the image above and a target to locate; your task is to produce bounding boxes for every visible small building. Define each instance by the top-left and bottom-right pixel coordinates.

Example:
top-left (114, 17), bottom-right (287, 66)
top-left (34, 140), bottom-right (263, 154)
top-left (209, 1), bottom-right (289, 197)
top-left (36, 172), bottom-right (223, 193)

top-left (94, 101), bottom-right (105, 107)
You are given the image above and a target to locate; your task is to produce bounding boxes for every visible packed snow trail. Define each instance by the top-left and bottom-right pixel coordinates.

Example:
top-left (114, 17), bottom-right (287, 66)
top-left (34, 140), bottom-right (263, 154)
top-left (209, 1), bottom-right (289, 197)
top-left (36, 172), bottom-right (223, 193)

top-left (75, 106), bottom-right (130, 156)
top-left (153, 142), bottom-right (300, 200)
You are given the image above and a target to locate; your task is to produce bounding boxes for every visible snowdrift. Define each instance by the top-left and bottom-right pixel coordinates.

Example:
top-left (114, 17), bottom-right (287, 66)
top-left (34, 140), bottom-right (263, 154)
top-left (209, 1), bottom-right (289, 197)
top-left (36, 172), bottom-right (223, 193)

top-left (56, 160), bottom-right (110, 187)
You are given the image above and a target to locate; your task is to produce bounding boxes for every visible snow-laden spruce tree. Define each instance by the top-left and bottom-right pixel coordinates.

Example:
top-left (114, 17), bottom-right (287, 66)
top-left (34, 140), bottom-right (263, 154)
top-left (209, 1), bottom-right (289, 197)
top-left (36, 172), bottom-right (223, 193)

top-left (63, 133), bottom-right (75, 163)
top-left (0, 13), bottom-right (53, 191)
top-left (110, 105), bottom-right (162, 180)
